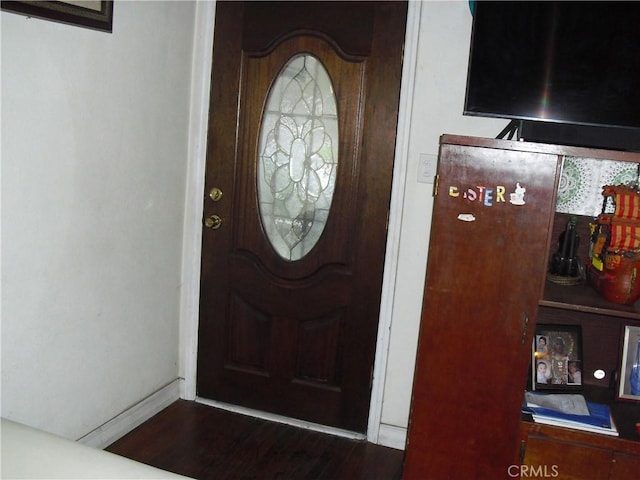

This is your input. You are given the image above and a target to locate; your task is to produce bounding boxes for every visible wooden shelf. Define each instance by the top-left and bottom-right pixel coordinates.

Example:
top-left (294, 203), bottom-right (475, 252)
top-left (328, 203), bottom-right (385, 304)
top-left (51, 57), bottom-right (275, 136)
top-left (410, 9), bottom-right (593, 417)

top-left (406, 136), bottom-right (640, 477)
top-left (520, 417), bottom-right (640, 457)
top-left (540, 280), bottom-right (640, 320)
top-left (522, 386), bottom-right (640, 451)
top-left (531, 203), bottom-right (640, 457)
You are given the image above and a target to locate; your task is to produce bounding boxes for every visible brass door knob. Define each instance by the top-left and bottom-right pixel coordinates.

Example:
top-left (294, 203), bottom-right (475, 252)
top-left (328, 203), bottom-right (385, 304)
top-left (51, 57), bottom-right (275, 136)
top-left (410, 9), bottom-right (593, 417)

top-left (209, 187), bottom-right (223, 202)
top-left (204, 214), bottom-right (223, 229)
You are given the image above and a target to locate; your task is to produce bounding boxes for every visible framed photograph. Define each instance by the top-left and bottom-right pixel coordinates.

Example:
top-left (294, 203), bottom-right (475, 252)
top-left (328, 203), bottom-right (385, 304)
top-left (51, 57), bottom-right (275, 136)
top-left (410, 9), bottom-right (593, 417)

top-left (532, 325), bottom-right (583, 391)
top-left (1, 1), bottom-right (113, 33)
top-left (617, 325), bottom-right (640, 402)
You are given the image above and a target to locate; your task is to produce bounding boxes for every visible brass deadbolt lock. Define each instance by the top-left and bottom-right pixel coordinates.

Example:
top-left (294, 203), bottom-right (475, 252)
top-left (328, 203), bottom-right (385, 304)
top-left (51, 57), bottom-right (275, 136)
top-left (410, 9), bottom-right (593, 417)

top-left (209, 187), bottom-right (223, 202)
top-left (204, 215), bottom-right (223, 229)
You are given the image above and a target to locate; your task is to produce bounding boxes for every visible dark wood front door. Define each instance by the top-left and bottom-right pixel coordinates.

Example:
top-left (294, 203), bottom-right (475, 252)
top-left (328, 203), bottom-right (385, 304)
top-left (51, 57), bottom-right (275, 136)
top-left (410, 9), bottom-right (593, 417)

top-left (196, 1), bottom-right (407, 432)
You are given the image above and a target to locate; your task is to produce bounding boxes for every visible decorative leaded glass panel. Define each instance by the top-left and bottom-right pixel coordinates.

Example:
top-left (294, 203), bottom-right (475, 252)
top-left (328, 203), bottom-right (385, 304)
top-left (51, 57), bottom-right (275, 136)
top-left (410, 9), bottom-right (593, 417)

top-left (257, 54), bottom-right (339, 261)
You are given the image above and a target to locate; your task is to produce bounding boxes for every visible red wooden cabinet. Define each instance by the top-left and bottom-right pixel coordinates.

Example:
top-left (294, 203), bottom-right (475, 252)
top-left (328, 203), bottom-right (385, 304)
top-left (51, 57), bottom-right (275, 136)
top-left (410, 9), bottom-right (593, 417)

top-left (521, 434), bottom-right (611, 479)
top-left (404, 135), bottom-right (640, 479)
top-left (611, 452), bottom-right (640, 479)
top-left (519, 422), bottom-right (640, 480)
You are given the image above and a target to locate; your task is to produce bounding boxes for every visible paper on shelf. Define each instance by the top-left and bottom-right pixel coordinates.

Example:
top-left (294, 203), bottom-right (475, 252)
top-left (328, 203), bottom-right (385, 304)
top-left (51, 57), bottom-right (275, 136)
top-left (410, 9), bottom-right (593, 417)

top-left (531, 413), bottom-right (619, 437)
top-left (524, 392), bottom-right (590, 415)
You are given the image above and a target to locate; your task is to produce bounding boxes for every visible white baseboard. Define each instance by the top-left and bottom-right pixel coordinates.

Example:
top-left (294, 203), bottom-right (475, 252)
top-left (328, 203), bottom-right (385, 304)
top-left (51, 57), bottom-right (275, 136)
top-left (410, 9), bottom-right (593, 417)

top-left (77, 379), bottom-right (181, 449)
top-left (376, 423), bottom-right (407, 451)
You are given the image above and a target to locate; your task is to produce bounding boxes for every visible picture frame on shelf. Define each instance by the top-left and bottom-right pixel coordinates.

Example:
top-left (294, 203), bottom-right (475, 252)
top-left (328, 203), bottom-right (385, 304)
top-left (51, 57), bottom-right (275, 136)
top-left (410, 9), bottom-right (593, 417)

top-left (0, 1), bottom-right (113, 33)
top-left (617, 325), bottom-right (640, 402)
top-left (532, 325), bottom-right (583, 391)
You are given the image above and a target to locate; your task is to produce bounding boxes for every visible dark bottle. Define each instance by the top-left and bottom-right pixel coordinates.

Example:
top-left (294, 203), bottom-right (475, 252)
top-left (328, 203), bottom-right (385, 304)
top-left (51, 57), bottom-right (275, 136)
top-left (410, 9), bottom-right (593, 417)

top-left (550, 216), bottom-right (580, 277)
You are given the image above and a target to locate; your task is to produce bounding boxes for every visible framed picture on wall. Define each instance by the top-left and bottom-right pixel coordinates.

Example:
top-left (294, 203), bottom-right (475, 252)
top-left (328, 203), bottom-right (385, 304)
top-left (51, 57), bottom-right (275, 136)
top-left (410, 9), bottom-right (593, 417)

top-left (532, 325), bottom-right (583, 391)
top-left (0, 1), bottom-right (113, 32)
top-left (617, 325), bottom-right (640, 402)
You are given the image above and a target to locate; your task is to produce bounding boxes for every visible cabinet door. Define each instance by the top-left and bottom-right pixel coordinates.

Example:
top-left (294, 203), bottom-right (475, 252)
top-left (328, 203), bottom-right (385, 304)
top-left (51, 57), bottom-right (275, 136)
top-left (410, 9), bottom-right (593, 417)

top-left (610, 452), bottom-right (640, 479)
top-left (404, 142), bottom-right (559, 478)
top-left (522, 435), bottom-right (612, 479)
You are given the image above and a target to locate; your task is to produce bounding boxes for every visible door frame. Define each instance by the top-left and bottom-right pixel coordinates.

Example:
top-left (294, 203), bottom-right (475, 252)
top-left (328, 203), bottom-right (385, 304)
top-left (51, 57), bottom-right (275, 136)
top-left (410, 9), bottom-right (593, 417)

top-left (179, 0), bottom-right (422, 446)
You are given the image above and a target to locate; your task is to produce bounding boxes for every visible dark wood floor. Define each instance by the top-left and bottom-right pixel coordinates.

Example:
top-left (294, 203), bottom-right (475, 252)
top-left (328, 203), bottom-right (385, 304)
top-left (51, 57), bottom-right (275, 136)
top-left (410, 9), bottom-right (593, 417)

top-left (106, 400), bottom-right (405, 480)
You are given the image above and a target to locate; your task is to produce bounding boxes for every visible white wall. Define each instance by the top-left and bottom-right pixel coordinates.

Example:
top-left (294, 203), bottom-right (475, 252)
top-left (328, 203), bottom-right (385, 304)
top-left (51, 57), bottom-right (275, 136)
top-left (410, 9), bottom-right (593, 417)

top-left (379, 0), bottom-right (507, 435)
top-left (1, 1), bottom-right (195, 441)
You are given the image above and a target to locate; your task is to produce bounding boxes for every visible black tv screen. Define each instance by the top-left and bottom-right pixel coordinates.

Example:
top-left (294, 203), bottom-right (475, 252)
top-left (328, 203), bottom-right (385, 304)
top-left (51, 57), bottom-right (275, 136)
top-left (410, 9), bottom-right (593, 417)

top-left (464, 1), bottom-right (640, 131)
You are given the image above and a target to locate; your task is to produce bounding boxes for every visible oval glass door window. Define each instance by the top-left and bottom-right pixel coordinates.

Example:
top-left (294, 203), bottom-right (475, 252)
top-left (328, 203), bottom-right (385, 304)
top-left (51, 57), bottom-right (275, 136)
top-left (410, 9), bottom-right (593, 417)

top-left (257, 54), bottom-right (339, 261)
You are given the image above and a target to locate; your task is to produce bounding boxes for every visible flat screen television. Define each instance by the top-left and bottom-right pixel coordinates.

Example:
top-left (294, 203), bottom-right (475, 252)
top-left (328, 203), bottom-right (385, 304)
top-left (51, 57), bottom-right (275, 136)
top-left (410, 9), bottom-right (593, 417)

top-left (464, 1), bottom-right (640, 151)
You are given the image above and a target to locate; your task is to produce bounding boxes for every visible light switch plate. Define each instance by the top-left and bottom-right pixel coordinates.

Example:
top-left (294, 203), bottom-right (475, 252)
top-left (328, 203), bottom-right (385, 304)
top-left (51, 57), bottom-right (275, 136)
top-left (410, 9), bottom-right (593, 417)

top-left (417, 153), bottom-right (438, 184)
